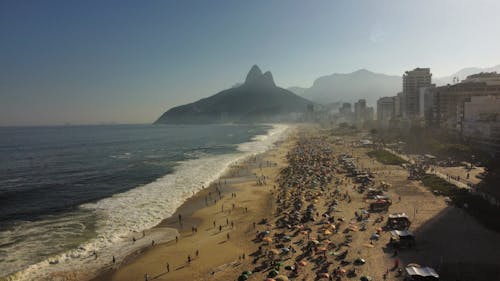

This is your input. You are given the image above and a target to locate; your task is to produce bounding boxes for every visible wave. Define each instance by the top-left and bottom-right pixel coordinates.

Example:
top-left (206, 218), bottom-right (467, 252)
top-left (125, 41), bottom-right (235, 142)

top-left (2, 124), bottom-right (290, 281)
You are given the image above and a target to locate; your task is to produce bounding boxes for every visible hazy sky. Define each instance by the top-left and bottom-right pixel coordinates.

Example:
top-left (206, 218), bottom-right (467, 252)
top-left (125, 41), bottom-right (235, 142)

top-left (1, 0), bottom-right (500, 126)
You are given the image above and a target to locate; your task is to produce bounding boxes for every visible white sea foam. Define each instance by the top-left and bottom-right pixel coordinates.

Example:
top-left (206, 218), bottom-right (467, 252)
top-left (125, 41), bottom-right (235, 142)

top-left (3, 124), bottom-right (290, 281)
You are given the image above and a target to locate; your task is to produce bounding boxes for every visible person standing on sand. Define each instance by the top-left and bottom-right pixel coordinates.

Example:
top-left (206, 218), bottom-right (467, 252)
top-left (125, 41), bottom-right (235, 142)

top-left (112, 256), bottom-right (115, 264)
top-left (175, 236), bottom-right (178, 243)
top-left (196, 249), bottom-right (199, 257)
top-left (178, 214), bottom-right (182, 224)
top-left (144, 273), bottom-right (149, 281)
top-left (166, 262), bottom-right (170, 272)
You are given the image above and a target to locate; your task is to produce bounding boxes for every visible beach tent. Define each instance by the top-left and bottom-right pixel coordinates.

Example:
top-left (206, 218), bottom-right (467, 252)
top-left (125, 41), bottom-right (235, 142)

top-left (387, 213), bottom-right (411, 230)
top-left (405, 266), bottom-right (439, 280)
top-left (390, 230), bottom-right (415, 248)
top-left (390, 230), bottom-right (415, 240)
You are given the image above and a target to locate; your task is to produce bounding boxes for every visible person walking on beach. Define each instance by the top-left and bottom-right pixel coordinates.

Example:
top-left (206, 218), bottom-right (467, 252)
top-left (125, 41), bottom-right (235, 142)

top-left (196, 249), bottom-right (199, 257)
top-left (144, 273), bottom-right (149, 281)
top-left (166, 262), bottom-right (170, 272)
top-left (112, 255), bottom-right (115, 264)
top-left (187, 255), bottom-right (191, 264)
top-left (175, 236), bottom-right (178, 243)
top-left (178, 214), bottom-right (182, 224)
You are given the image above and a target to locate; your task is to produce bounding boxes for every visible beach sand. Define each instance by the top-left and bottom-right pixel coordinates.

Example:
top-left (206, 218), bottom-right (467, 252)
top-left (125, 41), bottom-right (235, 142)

top-left (88, 126), bottom-right (500, 281)
top-left (89, 128), bottom-right (297, 281)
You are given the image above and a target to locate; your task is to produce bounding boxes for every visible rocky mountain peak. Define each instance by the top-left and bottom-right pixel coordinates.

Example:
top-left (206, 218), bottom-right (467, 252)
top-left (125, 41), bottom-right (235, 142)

top-left (245, 65), bottom-right (263, 84)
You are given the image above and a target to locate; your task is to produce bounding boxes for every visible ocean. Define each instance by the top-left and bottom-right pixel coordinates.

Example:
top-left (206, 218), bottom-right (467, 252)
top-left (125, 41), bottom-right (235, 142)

top-left (0, 123), bottom-right (289, 280)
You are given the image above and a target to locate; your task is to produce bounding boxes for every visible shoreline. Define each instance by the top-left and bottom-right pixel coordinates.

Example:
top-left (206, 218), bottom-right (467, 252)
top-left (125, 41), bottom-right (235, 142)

top-left (1, 124), bottom-right (292, 281)
top-left (88, 126), bottom-right (296, 281)
top-left (10, 124), bottom-right (500, 281)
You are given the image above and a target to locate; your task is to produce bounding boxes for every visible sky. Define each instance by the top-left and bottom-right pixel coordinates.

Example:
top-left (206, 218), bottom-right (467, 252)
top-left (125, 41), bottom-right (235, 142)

top-left (1, 0), bottom-right (500, 126)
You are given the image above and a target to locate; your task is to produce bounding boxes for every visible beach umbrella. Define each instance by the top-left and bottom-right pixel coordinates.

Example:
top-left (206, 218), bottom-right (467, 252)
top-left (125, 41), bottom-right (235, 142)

top-left (268, 269), bottom-right (279, 278)
top-left (275, 275), bottom-right (289, 281)
top-left (370, 234), bottom-right (380, 240)
top-left (280, 247), bottom-right (290, 253)
top-left (318, 272), bottom-right (330, 279)
top-left (354, 258), bottom-right (366, 265)
top-left (270, 249), bottom-right (280, 255)
top-left (260, 230), bottom-right (270, 236)
top-left (262, 237), bottom-right (273, 243)
top-left (284, 265), bottom-right (294, 271)
top-left (282, 236), bottom-right (291, 241)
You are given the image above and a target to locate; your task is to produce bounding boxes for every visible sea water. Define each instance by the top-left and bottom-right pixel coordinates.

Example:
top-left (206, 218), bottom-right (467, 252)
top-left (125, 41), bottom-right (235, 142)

top-left (0, 123), bottom-right (289, 280)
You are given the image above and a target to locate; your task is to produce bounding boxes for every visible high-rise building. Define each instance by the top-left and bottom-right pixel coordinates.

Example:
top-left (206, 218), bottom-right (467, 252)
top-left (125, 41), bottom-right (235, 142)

top-left (365, 107), bottom-right (374, 121)
top-left (394, 92), bottom-right (404, 117)
top-left (339, 102), bottom-right (352, 114)
top-left (354, 99), bottom-right (366, 122)
top-left (377, 97), bottom-right (395, 128)
top-left (403, 68), bottom-right (432, 118)
top-left (462, 95), bottom-right (500, 154)
top-left (430, 72), bottom-right (500, 133)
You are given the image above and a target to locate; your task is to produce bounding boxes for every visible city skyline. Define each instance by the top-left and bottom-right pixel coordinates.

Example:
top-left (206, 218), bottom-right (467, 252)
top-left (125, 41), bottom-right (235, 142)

top-left (2, 0), bottom-right (500, 126)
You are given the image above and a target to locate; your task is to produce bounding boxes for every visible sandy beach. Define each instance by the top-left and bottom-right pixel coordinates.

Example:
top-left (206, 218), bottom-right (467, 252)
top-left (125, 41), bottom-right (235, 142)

top-left (86, 125), bottom-right (500, 281)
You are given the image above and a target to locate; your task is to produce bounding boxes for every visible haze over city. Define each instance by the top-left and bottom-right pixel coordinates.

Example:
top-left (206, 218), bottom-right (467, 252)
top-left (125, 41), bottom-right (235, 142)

top-left (2, 1), bottom-right (500, 281)
top-left (2, 0), bottom-right (500, 126)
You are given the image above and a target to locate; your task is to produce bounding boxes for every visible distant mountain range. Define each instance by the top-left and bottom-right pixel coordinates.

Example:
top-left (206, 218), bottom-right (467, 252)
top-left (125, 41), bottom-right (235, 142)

top-left (288, 69), bottom-right (401, 106)
top-left (288, 64), bottom-right (500, 105)
top-left (433, 64), bottom-right (500, 85)
top-left (154, 65), bottom-right (312, 124)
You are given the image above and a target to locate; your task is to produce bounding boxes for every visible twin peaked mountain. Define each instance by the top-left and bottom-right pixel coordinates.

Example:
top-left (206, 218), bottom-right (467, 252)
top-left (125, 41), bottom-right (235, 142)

top-left (154, 65), bottom-right (312, 124)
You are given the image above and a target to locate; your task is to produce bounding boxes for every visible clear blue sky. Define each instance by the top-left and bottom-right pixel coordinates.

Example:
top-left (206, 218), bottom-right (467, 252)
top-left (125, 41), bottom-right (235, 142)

top-left (1, 0), bottom-right (499, 126)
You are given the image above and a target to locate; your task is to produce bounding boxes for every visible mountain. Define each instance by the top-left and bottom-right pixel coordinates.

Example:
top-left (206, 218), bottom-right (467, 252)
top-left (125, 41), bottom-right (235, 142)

top-left (287, 86), bottom-right (307, 96)
top-left (154, 65), bottom-right (312, 124)
top-left (288, 69), bottom-right (401, 106)
top-left (434, 64), bottom-right (500, 85)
